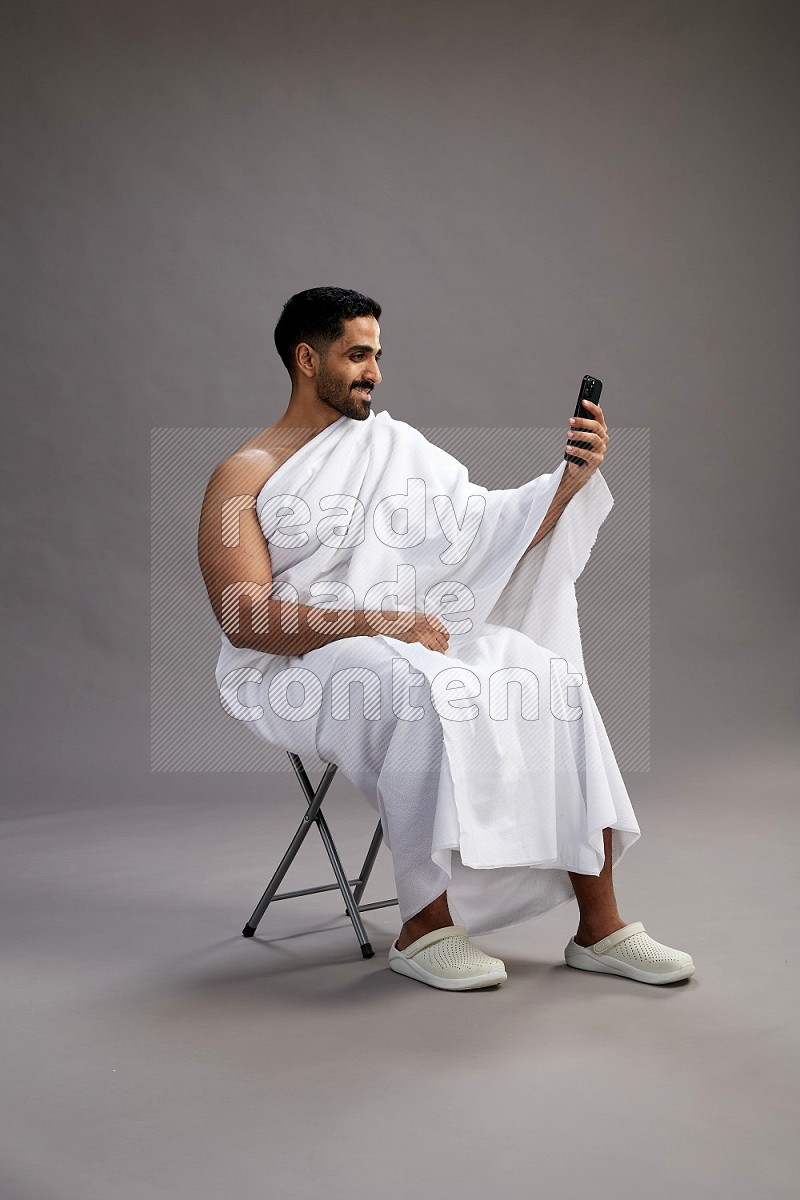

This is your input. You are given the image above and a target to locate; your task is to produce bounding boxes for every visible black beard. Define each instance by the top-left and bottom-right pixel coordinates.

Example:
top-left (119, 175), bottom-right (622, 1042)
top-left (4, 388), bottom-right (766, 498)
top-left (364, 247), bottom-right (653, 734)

top-left (316, 369), bottom-right (372, 421)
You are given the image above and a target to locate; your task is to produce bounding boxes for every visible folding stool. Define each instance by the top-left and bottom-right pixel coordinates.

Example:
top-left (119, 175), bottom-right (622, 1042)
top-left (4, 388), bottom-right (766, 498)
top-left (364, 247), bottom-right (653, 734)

top-left (241, 751), bottom-right (399, 958)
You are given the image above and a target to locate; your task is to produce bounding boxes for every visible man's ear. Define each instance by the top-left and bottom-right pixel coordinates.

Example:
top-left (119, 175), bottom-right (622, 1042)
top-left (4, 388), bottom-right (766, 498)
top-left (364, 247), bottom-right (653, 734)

top-left (294, 341), bottom-right (319, 379)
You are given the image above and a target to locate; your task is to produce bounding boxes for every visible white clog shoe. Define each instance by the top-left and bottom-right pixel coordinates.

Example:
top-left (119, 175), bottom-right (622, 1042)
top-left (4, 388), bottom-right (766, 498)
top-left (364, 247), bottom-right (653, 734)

top-left (564, 920), bottom-right (695, 985)
top-left (389, 924), bottom-right (507, 991)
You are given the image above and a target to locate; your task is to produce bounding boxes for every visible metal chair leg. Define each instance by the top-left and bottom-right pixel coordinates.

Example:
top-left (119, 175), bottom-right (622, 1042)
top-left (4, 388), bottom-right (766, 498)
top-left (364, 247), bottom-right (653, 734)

top-left (241, 754), bottom-right (398, 960)
top-left (241, 759), bottom-right (337, 938)
top-left (352, 819), bottom-right (384, 907)
top-left (312, 808), bottom-right (375, 957)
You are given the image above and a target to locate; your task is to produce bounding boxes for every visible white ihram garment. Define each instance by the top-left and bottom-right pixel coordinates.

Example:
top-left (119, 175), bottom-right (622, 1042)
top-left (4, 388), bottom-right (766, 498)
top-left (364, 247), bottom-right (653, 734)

top-left (215, 408), bottom-right (641, 936)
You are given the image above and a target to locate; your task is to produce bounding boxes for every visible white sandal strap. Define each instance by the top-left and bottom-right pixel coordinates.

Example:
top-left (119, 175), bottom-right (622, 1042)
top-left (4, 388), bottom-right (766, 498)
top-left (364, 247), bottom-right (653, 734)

top-left (591, 921), bottom-right (646, 955)
top-left (401, 925), bottom-right (469, 959)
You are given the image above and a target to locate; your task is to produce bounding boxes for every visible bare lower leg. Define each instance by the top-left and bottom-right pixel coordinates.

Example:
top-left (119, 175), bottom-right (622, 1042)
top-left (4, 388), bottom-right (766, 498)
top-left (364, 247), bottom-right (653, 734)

top-left (394, 827), bottom-right (627, 951)
top-left (395, 891), bottom-right (454, 951)
top-left (569, 827), bottom-right (628, 946)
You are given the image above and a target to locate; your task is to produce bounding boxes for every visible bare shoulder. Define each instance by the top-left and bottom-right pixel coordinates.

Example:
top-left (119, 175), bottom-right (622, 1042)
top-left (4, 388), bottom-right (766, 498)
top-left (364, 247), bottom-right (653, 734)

top-left (205, 427), bottom-right (288, 500)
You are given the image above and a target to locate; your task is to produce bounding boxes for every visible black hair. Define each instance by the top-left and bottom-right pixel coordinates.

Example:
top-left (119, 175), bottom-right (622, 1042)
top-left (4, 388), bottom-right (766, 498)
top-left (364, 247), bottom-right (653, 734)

top-left (273, 286), bottom-right (382, 379)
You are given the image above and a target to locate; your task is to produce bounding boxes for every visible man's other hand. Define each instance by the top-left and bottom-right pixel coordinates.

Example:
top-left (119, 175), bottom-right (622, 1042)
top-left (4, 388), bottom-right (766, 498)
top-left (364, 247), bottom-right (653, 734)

top-left (365, 610), bottom-right (450, 653)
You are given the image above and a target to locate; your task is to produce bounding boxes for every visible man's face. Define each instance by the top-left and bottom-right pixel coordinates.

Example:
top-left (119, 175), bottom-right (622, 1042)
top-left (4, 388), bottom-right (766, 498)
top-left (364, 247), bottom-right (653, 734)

top-left (313, 315), bottom-right (382, 421)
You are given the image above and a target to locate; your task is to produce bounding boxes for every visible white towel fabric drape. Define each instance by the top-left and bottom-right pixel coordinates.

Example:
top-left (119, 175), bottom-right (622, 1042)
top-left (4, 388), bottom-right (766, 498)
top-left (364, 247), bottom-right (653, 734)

top-left (215, 408), bottom-right (641, 935)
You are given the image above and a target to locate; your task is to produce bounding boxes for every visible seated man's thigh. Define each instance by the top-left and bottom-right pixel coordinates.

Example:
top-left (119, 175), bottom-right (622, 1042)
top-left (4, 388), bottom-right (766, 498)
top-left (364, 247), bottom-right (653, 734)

top-left (312, 636), bottom-right (441, 779)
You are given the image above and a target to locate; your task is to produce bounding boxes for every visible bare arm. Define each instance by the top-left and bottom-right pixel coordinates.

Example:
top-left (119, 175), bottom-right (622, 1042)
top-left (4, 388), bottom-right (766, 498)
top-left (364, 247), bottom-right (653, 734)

top-left (528, 396), bottom-right (611, 550)
top-left (197, 455), bottom-right (449, 655)
top-left (528, 470), bottom-right (582, 549)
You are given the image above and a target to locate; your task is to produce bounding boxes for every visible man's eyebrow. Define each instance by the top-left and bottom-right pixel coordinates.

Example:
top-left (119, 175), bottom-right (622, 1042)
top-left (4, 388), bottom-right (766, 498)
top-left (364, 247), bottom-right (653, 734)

top-left (343, 343), bottom-right (382, 357)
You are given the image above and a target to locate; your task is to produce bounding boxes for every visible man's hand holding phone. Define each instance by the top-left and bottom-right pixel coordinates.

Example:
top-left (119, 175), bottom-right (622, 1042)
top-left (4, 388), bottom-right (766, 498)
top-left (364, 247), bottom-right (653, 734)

top-left (564, 375), bottom-right (610, 484)
top-left (529, 376), bottom-right (611, 550)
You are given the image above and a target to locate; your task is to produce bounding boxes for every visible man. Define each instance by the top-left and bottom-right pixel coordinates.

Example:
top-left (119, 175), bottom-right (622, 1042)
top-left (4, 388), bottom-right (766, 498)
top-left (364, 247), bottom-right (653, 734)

top-left (197, 286), bottom-right (695, 992)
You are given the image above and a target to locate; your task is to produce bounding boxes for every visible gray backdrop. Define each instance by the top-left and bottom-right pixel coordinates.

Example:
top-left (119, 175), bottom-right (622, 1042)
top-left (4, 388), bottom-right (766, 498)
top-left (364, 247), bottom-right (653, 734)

top-left (3, 4), bottom-right (800, 1200)
top-left (4, 1), bottom-right (797, 813)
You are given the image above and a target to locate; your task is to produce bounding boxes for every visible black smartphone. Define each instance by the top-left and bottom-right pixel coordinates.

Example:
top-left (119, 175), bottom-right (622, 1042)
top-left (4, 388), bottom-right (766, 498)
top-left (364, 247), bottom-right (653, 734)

top-left (564, 375), bottom-right (603, 465)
